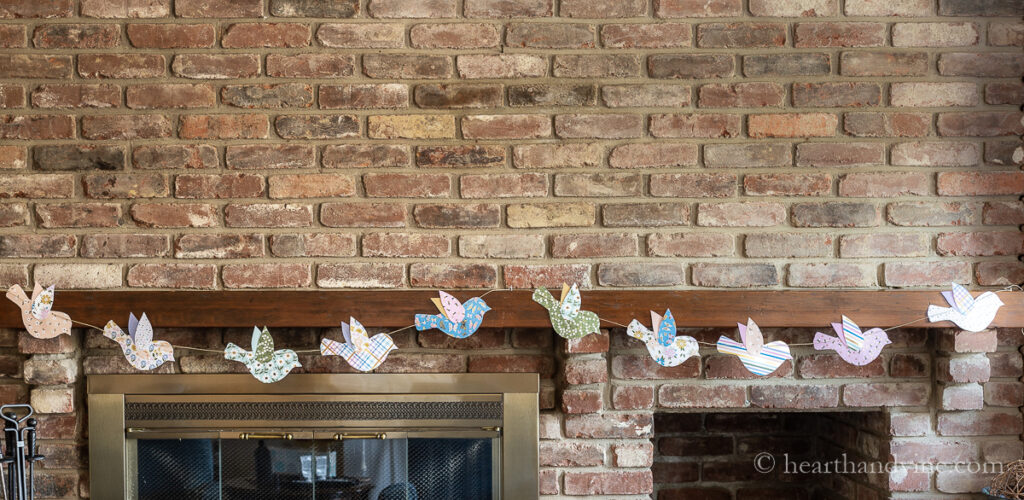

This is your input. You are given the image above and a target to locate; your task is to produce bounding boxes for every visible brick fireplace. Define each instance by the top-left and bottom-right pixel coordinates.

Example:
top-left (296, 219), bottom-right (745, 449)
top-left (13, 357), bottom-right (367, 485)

top-left (2, 322), bottom-right (1019, 498)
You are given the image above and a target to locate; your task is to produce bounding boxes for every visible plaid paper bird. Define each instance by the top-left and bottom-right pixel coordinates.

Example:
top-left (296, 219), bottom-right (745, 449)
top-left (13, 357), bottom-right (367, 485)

top-left (321, 317), bottom-right (396, 372)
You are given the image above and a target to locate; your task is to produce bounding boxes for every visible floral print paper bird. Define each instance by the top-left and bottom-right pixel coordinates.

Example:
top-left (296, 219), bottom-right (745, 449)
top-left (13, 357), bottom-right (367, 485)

top-left (813, 315), bottom-right (890, 366)
top-left (414, 291), bottom-right (491, 339)
top-left (103, 312), bottom-right (174, 371)
top-left (321, 317), bottom-right (396, 372)
top-left (533, 284), bottom-right (600, 339)
top-left (716, 318), bottom-right (792, 376)
top-left (225, 327), bottom-right (301, 383)
top-left (6, 284), bottom-right (72, 339)
top-left (627, 309), bottom-right (699, 367)
top-left (927, 283), bottom-right (1004, 333)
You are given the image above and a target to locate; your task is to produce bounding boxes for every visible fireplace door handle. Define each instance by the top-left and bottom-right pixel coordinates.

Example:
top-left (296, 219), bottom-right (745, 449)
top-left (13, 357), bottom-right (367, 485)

top-left (238, 432), bottom-right (294, 440)
top-left (333, 432), bottom-right (387, 441)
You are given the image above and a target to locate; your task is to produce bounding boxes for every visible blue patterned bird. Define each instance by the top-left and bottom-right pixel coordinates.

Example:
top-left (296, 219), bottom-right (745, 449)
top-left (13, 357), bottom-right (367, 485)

top-left (415, 291), bottom-right (491, 339)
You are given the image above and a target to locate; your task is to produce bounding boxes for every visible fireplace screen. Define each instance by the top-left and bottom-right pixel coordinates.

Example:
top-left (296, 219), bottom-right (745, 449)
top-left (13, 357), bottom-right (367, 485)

top-left (88, 374), bottom-right (538, 500)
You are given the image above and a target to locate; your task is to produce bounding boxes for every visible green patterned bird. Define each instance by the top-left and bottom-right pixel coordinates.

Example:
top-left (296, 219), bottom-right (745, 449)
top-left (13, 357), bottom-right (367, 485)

top-left (532, 283), bottom-right (601, 339)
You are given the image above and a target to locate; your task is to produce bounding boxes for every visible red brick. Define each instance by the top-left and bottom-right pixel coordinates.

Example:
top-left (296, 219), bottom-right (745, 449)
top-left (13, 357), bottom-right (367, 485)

top-left (750, 0), bottom-right (836, 15)
top-left (126, 23), bottom-right (214, 48)
top-left (321, 84), bottom-right (408, 109)
top-left (598, 262), bottom-right (685, 286)
top-left (692, 263), bottom-right (779, 287)
top-left (0, 174), bottom-right (74, 198)
top-left (224, 84), bottom-right (313, 111)
top-left (553, 54), bottom-right (641, 78)
top-left (789, 263), bottom-right (876, 287)
top-left (977, 262), bottom-right (1024, 287)
top-left (468, 354), bottom-right (554, 376)
top-left (507, 23), bottom-right (594, 49)
top-left (31, 83), bottom-right (119, 109)
top-left (649, 54), bottom-right (734, 79)
top-left (362, 233), bottom-right (449, 258)
top-left (464, 0), bottom-right (551, 17)
top-left (175, 0), bottom-right (260, 17)
top-left (222, 23), bottom-right (310, 48)
top-left (127, 263), bottom-right (216, 289)
top-left (1, 114), bottom-right (74, 140)
top-left (363, 55), bottom-right (452, 79)
top-left (226, 144), bottom-right (314, 170)
top-left (649, 114), bottom-right (741, 138)
top-left (0, 25), bottom-right (24, 47)
top-left (893, 22), bottom-right (979, 47)
top-left (36, 202), bottom-right (122, 228)
top-left (890, 353), bottom-right (930, 378)
top-left (610, 143), bottom-right (697, 169)
top-left (172, 54), bottom-right (260, 79)
top-left (224, 203), bottom-right (312, 228)
top-left (222, 263), bottom-right (311, 288)
top-left (323, 144), bottom-right (409, 168)
top-left (941, 384), bottom-right (984, 410)
top-left (601, 23), bottom-right (690, 48)
top-left (78, 54), bottom-right (164, 78)
top-left (937, 232), bottom-right (1024, 257)
top-left (79, 0), bottom-right (169, 17)
top-left (266, 54), bottom-right (355, 78)
top-left (743, 53), bottom-right (829, 76)
top-left (32, 23), bottom-right (119, 48)
top-left (938, 172), bottom-right (1024, 196)
top-left (410, 23), bottom-right (499, 48)
top-left (613, 385), bottom-right (654, 410)
top-left (794, 22), bottom-right (885, 47)
top-left (698, 23), bottom-right (785, 48)
top-left (792, 82), bottom-right (881, 107)
top-left (791, 202), bottom-right (880, 228)
top-left (0, 234), bottom-right (75, 258)
top-left (601, 84), bottom-right (690, 108)
top-left (745, 233), bottom-right (832, 258)
top-left (939, 53), bottom-right (1024, 78)
top-left (457, 54), bottom-right (547, 79)
top-left (840, 233), bottom-right (929, 258)
top-left (0, 85), bottom-right (25, 108)
top-left (650, 173), bottom-right (735, 198)
top-left (659, 384), bottom-right (747, 408)
top-left (82, 173), bottom-right (168, 198)
top-left (989, 21), bottom-right (1024, 46)
top-left (838, 172), bottom-right (929, 198)
top-left (551, 233), bottom-right (637, 258)
top-left (986, 382), bottom-right (1024, 407)
top-left (697, 202), bottom-right (785, 227)
top-left (555, 114), bottom-right (642, 139)
top-left (748, 113), bottom-right (837, 138)
top-left (82, 114), bottom-right (170, 139)
top-left (937, 411), bottom-right (1022, 436)
top-left (885, 262), bottom-right (971, 287)
top-left (985, 83), bottom-right (1024, 105)
top-left (799, 353), bottom-right (885, 378)
top-left (698, 82), bottom-right (784, 108)
top-left (463, 114), bottom-right (551, 139)
top-left (0, 203), bottom-right (28, 227)
top-left (0, 55), bottom-right (72, 79)
top-left (81, 234), bottom-right (168, 258)
top-left (269, 0), bottom-right (358, 17)
top-left (704, 144), bottom-right (791, 167)
top-left (887, 201), bottom-right (980, 227)
top-left (513, 143), bottom-right (603, 169)
top-left (175, 173), bottom-right (264, 199)
top-left (268, 174), bottom-right (355, 199)
top-left (317, 263), bottom-right (404, 288)
top-left (938, 112), bottom-right (1024, 137)
top-left (317, 23), bottom-right (403, 48)
top-left (503, 264), bottom-right (590, 289)
top-left (655, 0), bottom-right (741, 17)
top-left (126, 83), bottom-right (214, 109)
top-left (843, 383), bottom-right (930, 407)
top-left (368, 0), bottom-right (457, 18)
top-left (841, 52), bottom-right (929, 76)
top-left (845, 0), bottom-right (931, 15)
top-left (565, 413), bottom-right (653, 438)
top-left (845, 112), bottom-right (930, 138)
top-left (796, 142), bottom-right (885, 167)
top-left (751, 385), bottom-right (840, 409)
top-left (179, 114), bottom-right (269, 139)
top-left (564, 469), bottom-right (652, 495)
top-left (321, 202), bottom-right (406, 227)
top-left (269, 234), bottom-right (356, 258)
top-left (364, 173), bottom-right (450, 198)
top-left (413, 203), bottom-right (499, 228)
top-left (0, 0), bottom-right (73, 17)
top-left (648, 233), bottom-right (732, 257)
top-left (744, 173), bottom-right (830, 196)
top-left (540, 441), bottom-right (603, 467)
top-left (555, 173), bottom-right (642, 197)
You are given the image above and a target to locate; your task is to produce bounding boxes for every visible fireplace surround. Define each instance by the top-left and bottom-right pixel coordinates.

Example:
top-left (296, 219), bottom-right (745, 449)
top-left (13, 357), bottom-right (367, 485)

top-left (87, 373), bottom-right (539, 499)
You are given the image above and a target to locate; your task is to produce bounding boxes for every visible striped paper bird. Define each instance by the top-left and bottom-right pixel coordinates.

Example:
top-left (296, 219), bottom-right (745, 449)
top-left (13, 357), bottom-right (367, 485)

top-left (927, 283), bottom-right (1004, 333)
top-left (321, 317), bottom-right (396, 372)
top-left (103, 312), bottom-right (175, 371)
top-left (6, 284), bottom-right (72, 339)
top-left (533, 284), bottom-right (600, 340)
top-left (813, 315), bottom-right (890, 366)
top-left (414, 291), bottom-right (490, 339)
top-left (716, 318), bottom-right (792, 376)
top-left (627, 309), bottom-right (699, 367)
top-left (225, 327), bottom-right (301, 383)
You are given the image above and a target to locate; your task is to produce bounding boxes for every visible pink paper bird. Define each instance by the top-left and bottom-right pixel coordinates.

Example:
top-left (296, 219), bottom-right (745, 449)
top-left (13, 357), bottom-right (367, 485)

top-left (813, 316), bottom-right (891, 366)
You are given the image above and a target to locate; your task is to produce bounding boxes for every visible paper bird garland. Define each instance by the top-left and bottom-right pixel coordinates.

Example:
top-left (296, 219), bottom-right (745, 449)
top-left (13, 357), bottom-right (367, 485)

top-left (103, 313), bottom-right (175, 371)
top-left (717, 318), bottom-right (793, 376)
top-left (627, 309), bottom-right (699, 367)
top-left (6, 284), bottom-right (72, 339)
top-left (532, 284), bottom-right (601, 339)
top-left (321, 317), bottom-right (396, 372)
top-left (927, 283), bottom-right (1004, 333)
top-left (225, 327), bottom-right (301, 383)
top-left (414, 291), bottom-right (491, 339)
top-left (813, 315), bottom-right (891, 366)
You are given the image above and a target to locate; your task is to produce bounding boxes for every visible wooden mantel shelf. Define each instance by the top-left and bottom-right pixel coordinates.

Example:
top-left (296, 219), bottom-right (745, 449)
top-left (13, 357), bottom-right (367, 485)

top-left (2, 290), bottom-right (1023, 329)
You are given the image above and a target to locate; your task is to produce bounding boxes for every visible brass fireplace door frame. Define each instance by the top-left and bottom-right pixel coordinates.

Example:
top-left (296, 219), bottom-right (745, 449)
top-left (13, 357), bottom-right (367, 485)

top-left (87, 373), bottom-right (539, 499)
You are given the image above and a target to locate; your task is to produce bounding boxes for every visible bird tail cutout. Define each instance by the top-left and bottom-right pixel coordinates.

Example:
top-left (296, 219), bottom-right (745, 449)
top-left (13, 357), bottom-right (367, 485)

top-left (813, 332), bottom-right (835, 351)
top-left (5, 284), bottom-right (28, 306)
top-left (626, 319), bottom-right (653, 343)
top-left (531, 287), bottom-right (558, 310)
top-left (927, 305), bottom-right (952, 323)
top-left (414, 314), bottom-right (441, 331)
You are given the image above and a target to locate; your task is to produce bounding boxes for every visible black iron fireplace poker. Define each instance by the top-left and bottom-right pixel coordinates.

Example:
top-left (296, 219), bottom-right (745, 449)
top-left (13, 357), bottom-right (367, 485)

top-left (0, 405), bottom-right (44, 500)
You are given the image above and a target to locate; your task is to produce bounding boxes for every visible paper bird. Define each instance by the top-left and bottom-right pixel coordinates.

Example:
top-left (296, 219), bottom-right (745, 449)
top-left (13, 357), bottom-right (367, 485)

top-left (813, 315), bottom-right (891, 366)
top-left (103, 313), bottom-right (174, 371)
top-left (627, 309), bottom-right (699, 367)
top-left (927, 283), bottom-right (1004, 333)
top-left (532, 284), bottom-right (600, 339)
top-left (6, 284), bottom-right (72, 339)
top-left (321, 317), bottom-right (396, 372)
top-left (225, 327), bottom-right (301, 383)
top-left (716, 318), bottom-right (792, 376)
top-left (414, 291), bottom-right (491, 339)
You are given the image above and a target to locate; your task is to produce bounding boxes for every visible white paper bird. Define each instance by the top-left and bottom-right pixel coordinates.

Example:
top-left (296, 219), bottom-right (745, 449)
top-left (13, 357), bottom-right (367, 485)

top-left (627, 309), bottom-right (699, 367)
top-left (320, 317), bottom-right (396, 372)
top-left (6, 284), bottom-right (72, 339)
top-left (103, 313), bottom-right (174, 371)
top-left (927, 283), bottom-right (1004, 332)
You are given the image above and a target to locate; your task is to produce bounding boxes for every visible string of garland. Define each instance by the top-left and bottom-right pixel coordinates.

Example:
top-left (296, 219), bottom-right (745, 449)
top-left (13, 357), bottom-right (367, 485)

top-left (5, 283), bottom-right (1019, 383)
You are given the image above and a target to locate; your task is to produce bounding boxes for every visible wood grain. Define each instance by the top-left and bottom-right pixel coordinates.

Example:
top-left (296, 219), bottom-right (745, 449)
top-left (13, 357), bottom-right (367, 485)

top-left (2, 290), bottom-right (1023, 329)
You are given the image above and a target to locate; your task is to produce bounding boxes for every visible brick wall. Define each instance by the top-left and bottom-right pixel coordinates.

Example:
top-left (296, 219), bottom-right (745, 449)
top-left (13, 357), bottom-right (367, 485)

top-left (0, 0), bottom-right (1021, 290)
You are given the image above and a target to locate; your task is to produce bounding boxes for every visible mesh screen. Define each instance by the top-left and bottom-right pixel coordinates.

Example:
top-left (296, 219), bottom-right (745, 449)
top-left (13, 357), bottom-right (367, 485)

top-left (136, 437), bottom-right (493, 500)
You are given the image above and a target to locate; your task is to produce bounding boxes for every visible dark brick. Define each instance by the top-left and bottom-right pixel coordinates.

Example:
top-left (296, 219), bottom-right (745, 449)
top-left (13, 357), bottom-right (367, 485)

top-left (275, 115), bottom-right (359, 139)
top-left (744, 54), bottom-right (830, 76)
top-left (508, 84), bottom-right (596, 107)
top-left (221, 84), bottom-right (313, 109)
top-left (416, 145), bottom-right (505, 168)
top-left (33, 145), bottom-right (124, 171)
top-left (939, 0), bottom-right (1022, 16)
top-left (414, 84), bottom-right (502, 109)
top-left (792, 202), bottom-right (880, 228)
top-left (649, 54), bottom-right (734, 79)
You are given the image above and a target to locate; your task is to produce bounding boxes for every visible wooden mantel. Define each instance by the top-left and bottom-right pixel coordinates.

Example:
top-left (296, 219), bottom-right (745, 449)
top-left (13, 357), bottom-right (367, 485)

top-left (2, 290), bottom-right (1023, 329)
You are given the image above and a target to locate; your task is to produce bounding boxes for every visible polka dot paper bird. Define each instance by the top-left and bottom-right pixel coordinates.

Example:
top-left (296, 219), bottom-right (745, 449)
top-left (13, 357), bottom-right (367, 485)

top-left (716, 318), bottom-right (792, 376)
top-left (6, 284), bottom-right (72, 339)
top-left (533, 283), bottom-right (600, 340)
top-left (414, 291), bottom-right (491, 339)
top-left (320, 317), bottom-right (396, 372)
top-left (627, 309), bottom-right (699, 367)
top-left (927, 282), bottom-right (1004, 333)
top-left (225, 326), bottom-right (301, 383)
top-left (813, 315), bottom-right (891, 366)
top-left (103, 312), bottom-right (175, 371)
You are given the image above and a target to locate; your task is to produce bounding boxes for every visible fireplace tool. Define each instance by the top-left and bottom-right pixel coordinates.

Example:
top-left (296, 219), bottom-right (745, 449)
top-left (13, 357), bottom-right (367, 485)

top-left (0, 405), bottom-right (44, 500)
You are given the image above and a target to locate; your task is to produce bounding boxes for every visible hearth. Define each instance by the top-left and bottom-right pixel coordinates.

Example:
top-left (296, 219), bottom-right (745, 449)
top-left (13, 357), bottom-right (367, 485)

top-left (87, 374), bottom-right (538, 499)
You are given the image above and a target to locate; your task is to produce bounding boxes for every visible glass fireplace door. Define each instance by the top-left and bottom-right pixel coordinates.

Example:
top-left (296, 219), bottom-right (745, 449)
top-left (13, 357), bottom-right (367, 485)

top-left (131, 432), bottom-right (497, 500)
